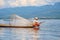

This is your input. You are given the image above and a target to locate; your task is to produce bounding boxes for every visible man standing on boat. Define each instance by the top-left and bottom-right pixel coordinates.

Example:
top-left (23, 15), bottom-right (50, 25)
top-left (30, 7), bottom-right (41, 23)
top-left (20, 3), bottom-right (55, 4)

top-left (33, 17), bottom-right (40, 30)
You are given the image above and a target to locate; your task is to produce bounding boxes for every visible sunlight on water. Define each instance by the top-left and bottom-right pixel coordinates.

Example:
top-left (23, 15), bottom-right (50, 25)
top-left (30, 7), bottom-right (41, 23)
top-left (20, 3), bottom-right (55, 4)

top-left (0, 19), bottom-right (60, 40)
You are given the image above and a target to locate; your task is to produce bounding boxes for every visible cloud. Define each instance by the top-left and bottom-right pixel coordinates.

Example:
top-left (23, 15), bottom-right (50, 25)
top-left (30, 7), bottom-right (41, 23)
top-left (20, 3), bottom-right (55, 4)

top-left (29, 0), bottom-right (37, 6)
top-left (8, 0), bottom-right (28, 7)
top-left (8, 0), bottom-right (60, 6)
top-left (36, 0), bottom-right (48, 6)
top-left (7, 0), bottom-right (19, 7)
top-left (20, 0), bottom-right (27, 6)
top-left (0, 0), bottom-right (5, 7)
top-left (0, 0), bottom-right (60, 8)
top-left (47, 0), bottom-right (60, 2)
top-left (45, 0), bottom-right (60, 5)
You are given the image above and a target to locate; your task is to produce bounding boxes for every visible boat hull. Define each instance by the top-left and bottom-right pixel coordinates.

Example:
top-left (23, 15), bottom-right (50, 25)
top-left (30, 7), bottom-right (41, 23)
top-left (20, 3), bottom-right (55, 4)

top-left (0, 26), bottom-right (33, 28)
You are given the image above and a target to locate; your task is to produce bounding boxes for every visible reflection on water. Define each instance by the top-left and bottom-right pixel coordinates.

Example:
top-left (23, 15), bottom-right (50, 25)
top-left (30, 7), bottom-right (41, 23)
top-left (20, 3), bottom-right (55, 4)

top-left (0, 19), bottom-right (60, 40)
top-left (0, 28), bottom-right (39, 40)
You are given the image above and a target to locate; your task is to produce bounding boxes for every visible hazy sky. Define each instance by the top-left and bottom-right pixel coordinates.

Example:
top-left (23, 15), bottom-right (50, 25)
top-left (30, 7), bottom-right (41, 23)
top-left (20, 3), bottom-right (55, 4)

top-left (0, 0), bottom-right (60, 8)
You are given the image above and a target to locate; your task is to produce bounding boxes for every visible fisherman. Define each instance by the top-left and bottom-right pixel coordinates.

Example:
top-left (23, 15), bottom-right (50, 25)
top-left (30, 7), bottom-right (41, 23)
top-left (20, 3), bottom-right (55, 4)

top-left (33, 17), bottom-right (40, 30)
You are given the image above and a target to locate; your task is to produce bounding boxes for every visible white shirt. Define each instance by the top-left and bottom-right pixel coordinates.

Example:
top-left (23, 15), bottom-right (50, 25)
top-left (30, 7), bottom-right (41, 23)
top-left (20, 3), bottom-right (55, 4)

top-left (33, 20), bottom-right (39, 24)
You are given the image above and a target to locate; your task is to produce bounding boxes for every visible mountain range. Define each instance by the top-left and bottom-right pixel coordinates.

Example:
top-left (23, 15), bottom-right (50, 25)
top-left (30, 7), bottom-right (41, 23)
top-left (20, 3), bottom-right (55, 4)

top-left (0, 2), bottom-right (60, 19)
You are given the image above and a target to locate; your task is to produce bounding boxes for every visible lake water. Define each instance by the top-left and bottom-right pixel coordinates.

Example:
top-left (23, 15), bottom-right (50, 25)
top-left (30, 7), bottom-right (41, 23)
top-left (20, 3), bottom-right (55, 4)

top-left (0, 19), bottom-right (60, 40)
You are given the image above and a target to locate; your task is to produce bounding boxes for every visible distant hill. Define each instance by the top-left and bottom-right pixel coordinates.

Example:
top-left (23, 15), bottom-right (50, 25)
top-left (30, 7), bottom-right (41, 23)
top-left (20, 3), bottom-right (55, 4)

top-left (0, 2), bottom-right (60, 19)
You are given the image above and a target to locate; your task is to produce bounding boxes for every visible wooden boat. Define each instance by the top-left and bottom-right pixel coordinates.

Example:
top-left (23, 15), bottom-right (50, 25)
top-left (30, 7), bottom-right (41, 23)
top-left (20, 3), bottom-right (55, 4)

top-left (0, 26), bottom-right (33, 28)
